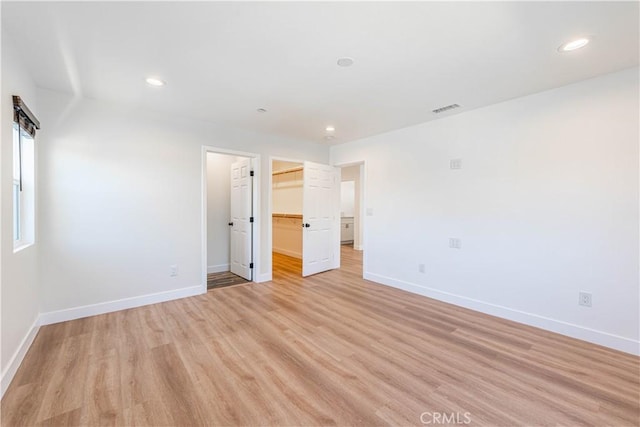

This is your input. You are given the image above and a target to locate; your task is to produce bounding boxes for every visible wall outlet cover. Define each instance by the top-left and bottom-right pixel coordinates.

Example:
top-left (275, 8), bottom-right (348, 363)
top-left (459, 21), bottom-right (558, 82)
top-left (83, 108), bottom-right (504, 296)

top-left (450, 159), bottom-right (462, 170)
top-left (449, 238), bottom-right (462, 249)
top-left (579, 291), bottom-right (592, 307)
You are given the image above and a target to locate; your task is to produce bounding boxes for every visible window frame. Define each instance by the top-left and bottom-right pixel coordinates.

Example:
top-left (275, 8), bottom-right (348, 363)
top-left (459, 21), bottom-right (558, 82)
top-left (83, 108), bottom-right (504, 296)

top-left (13, 178), bottom-right (22, 242)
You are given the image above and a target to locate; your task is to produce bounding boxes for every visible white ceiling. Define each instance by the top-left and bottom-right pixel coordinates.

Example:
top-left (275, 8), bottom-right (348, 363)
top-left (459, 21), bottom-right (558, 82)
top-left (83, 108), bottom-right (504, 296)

top-left (2, 1), bottom-right (638, 145)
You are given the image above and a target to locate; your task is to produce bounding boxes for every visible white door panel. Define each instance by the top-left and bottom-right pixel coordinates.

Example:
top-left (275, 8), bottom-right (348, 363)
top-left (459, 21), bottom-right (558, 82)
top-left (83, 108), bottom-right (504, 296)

top-left (302, 161), bottom-right (340, 277)
top-left (230, 158), bottom-right (252, 280)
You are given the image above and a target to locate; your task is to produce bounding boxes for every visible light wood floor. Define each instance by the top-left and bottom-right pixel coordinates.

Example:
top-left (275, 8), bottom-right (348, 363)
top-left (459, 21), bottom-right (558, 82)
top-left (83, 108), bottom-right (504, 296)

top-left (2, 247), bottom-right (638, 426)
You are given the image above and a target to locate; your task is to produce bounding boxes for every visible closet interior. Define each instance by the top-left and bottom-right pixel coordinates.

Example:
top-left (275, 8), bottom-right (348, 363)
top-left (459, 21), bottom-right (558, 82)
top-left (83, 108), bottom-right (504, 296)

top-left (272, 161), bottom-right (303, 259)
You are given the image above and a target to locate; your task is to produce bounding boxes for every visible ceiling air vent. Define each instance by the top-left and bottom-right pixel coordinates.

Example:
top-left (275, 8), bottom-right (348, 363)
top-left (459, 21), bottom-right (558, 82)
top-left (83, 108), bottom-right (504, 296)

top-left (432, 103), bottom-right (460, 114)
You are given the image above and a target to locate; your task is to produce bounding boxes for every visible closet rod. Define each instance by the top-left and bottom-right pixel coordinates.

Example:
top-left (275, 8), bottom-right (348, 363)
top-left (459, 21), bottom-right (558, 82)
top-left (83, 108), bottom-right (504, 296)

top-left (272, 166), bottom-right (303, 176)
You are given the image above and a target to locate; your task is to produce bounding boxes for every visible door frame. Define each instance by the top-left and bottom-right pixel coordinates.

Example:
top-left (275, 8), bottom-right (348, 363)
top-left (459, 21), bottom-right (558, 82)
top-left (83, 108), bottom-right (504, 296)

top-left (202, 146), bottom-right (260, 292)
top-left (333, 160), bottom-right (367, 276)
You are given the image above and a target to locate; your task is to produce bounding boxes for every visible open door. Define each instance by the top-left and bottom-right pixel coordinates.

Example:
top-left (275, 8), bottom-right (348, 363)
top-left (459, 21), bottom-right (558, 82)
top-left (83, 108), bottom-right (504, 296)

top-left (229, 158), bottom-right (253, 280)
top-left (302, 161), bottom-right (341, 277)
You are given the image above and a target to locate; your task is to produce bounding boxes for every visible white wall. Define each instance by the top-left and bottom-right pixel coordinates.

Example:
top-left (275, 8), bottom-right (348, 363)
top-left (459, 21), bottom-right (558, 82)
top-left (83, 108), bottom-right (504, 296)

top-left (206, 153), bottom-right (235, 273)
top-left (36, 88), bottom-right (328, 314)
top-left (272, 217), bottom-right (302, 259)
top-left (1, 34), bottom-right (41, 393)
top-left (340, 181), bottom-right (355, 217)
top-left (272, 168), bottom-right (303, 214)
top-left (331, 68), bottom-right (639, 354)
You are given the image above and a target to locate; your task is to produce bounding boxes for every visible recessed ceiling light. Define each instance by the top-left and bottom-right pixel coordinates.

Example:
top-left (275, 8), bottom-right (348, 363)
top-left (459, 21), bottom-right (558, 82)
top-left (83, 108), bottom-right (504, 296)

top-left (337, 57), bottom-right (354, 67)
top-left (325, 126), bottom-right (335, 132)
top-left (558, 38), bottom-right (590, 52)
top-left (145, 77), bottom-right (166, 87)
top-left (257, 108), bottom-right (267, 113)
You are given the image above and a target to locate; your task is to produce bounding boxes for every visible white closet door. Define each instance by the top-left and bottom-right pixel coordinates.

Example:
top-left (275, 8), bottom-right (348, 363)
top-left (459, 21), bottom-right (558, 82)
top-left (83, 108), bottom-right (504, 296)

top-left (302, 161), bottom-right (340, 277)
top-left (229, 158), bottom-right (252, 280)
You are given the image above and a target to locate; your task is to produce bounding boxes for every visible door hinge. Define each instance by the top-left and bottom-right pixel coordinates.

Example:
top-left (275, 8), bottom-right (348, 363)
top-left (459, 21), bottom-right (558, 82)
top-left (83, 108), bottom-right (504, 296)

top-left (250, 170), bottom-right (254, 177)
top-left (250, 217), bottom-right (254, 223)
top-left (249, 263), bottom-right (254, 269)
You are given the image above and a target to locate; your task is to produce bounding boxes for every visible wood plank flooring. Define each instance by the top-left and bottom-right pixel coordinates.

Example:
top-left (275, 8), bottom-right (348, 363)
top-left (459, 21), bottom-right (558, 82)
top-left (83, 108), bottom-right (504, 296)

top-left (207, 271), bottom-right (250, 290)
top-left (2, 246), bottom-right (639, 426)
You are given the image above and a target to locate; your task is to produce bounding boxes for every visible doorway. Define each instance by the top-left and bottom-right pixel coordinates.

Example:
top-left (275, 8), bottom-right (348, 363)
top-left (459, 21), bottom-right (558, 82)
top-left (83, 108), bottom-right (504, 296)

top-left (271, 159), bottom-right (304, 277)
top-left (270, 158), bottom-right (341, 279)
top-left (339, 163), bottom-right (364, 251)
top-left (340, 180), bottom-right (356, 247)
top-left (202, 147), bottom-right (260, 292)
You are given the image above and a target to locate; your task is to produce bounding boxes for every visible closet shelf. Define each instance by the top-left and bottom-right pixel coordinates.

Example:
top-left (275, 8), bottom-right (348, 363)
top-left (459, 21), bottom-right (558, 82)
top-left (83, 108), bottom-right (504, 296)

top-left (272, 166), bottom-right (303, 176)
top-left (272, 213), bottom-right (302, 219)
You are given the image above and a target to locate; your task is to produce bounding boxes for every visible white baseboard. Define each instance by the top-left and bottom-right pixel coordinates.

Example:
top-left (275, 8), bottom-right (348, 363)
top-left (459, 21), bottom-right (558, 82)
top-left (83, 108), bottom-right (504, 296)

top-left (39, 285), bottom-right (205, 325)
top-left (364, 272), bottom-right (640, 356)
top-left (272, 247), bottom-right (302, 259)
top-left (207, 264), bottom-right (229, 274)
top-left (256, 272), bottom-right (272, 283)
top-left (354, 245), bottom-right (363, 251)
top-left (1, 317), bottom-right (40, 398)
top-left (2, 286), bottom-right (204, 398)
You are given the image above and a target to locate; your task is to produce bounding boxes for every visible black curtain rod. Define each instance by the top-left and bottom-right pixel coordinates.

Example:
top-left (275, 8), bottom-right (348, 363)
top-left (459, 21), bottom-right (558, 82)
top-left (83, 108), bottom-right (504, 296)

top-left (12, 95), bottom-right (40, 129)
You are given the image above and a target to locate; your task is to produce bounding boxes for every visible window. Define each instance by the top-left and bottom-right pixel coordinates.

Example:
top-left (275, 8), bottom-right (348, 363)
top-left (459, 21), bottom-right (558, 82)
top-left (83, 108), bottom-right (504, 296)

top-left (13, 128), bottom-right (21, 242)
top-left (13, 175), bottom-right (21, 241)
top-left (12, 96), bottom-right (38, 252)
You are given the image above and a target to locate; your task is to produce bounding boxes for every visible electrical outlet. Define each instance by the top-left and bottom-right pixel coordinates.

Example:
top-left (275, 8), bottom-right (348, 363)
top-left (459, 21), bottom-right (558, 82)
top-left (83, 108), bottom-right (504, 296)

top-left (366, 208), bottom-right (374, 216)
top-left (449, 238), bottom-right (462, 249)
top-left (418, 263), bottom-right (425, 274)
top-left (450, 159), bottom-right (462, 170)
top-left (578, 291), bottom-right (592, 307)
top-left (170, 265), bottom-right (178, 277)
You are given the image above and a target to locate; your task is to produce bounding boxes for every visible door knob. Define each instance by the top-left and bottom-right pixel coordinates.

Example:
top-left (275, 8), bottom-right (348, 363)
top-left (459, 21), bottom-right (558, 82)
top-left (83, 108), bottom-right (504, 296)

top-left (228, 222), bottom-right (233, 226)
top-left (302, 223), bottom-right (310, 228)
